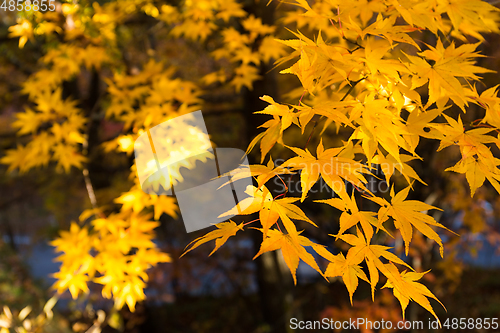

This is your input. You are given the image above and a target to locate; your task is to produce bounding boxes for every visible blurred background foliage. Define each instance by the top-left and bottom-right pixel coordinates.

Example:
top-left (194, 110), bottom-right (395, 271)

top-left (0, 0), bottom-right (500, 332)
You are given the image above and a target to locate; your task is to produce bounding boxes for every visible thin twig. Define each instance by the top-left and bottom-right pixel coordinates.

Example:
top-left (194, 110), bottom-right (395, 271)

top-left (83, 168), bottom-right (99, 210)
top-left (341, 77), bottom-right (365, 102)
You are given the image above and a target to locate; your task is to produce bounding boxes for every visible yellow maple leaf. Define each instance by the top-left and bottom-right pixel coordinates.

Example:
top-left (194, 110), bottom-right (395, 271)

top-left (404, 39), bottom-right (492, 109)
top-left (256, 95), bottom-right (296, 135)
top-left (317, 192), bottom-right (391, 242)
top-left (382, 263), bottom-right (444, 322)
top-left (258, 36), bottom-right (288, 63)
top-left (12, 107), bottom-right (51, 135)
top-left (242, 15), bottom-right (275, 39)
top-left (362, 39), bottom-right (410, 81)
top-left (436, 0), bottom-right (499, 32)
top-left (8, 19), bottom-right (34, 48)
top-left (281, 140), bottom-right (371, 202)
top-left (446, 155), bottom-right (500, 196)
top-left (0, 145), bottom-right (31, 173)
top-left (219, 185), bottom-right (316, 238)
top-left (218, 157), bottom-right (294, 190)
top-left (435, 114), bottom-right (500, 195)
top-left (325, 252), bottom-right (369, 304)
top-left (372, 152), bottom-right (426, 186)
top-left (334, 227), bottom-right (413, 301)
top-left (150, 194), bottom-right (178, 220)
top-left (294, 100), bottom-right (353, 133)
top-left (53, 144), bottom-right (86, 173)
top-left (216, 0), bottom-right (246, 22)
top-left (368, 186), bottom-right (450, 257)
top-left (246, 117), bottom-right (280, 163)
top-left (230, 64), bottom-right (261, 92)
top-left (181, 220), bottom-right (244, 257)
top-left (254, 229), bottom-right (333, 284)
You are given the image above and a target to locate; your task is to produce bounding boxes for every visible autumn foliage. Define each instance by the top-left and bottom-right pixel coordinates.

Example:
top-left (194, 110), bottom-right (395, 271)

top-left (2, 0), bottom-right (500, 325)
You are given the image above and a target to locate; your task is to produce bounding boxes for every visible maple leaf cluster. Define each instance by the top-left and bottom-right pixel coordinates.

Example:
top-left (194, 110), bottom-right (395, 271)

top-left (181, 0), bottom-right (500, 322)
top-left (1, 0), bottom-right (500, 323)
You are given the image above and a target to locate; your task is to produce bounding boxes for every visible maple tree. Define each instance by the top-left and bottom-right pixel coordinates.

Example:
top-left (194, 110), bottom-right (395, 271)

top-left (1, 0), bottom-right (500, 330)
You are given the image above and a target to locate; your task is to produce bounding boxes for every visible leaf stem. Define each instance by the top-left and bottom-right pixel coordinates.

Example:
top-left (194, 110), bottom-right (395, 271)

top-left (244, 218), bottom-right (260, 226)
top-left (276, 174), bottom-right (288, 191)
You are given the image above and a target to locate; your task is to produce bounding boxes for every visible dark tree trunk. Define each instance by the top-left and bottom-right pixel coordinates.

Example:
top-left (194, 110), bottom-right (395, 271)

top-left (241, 2), bottom-right (293, 332)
